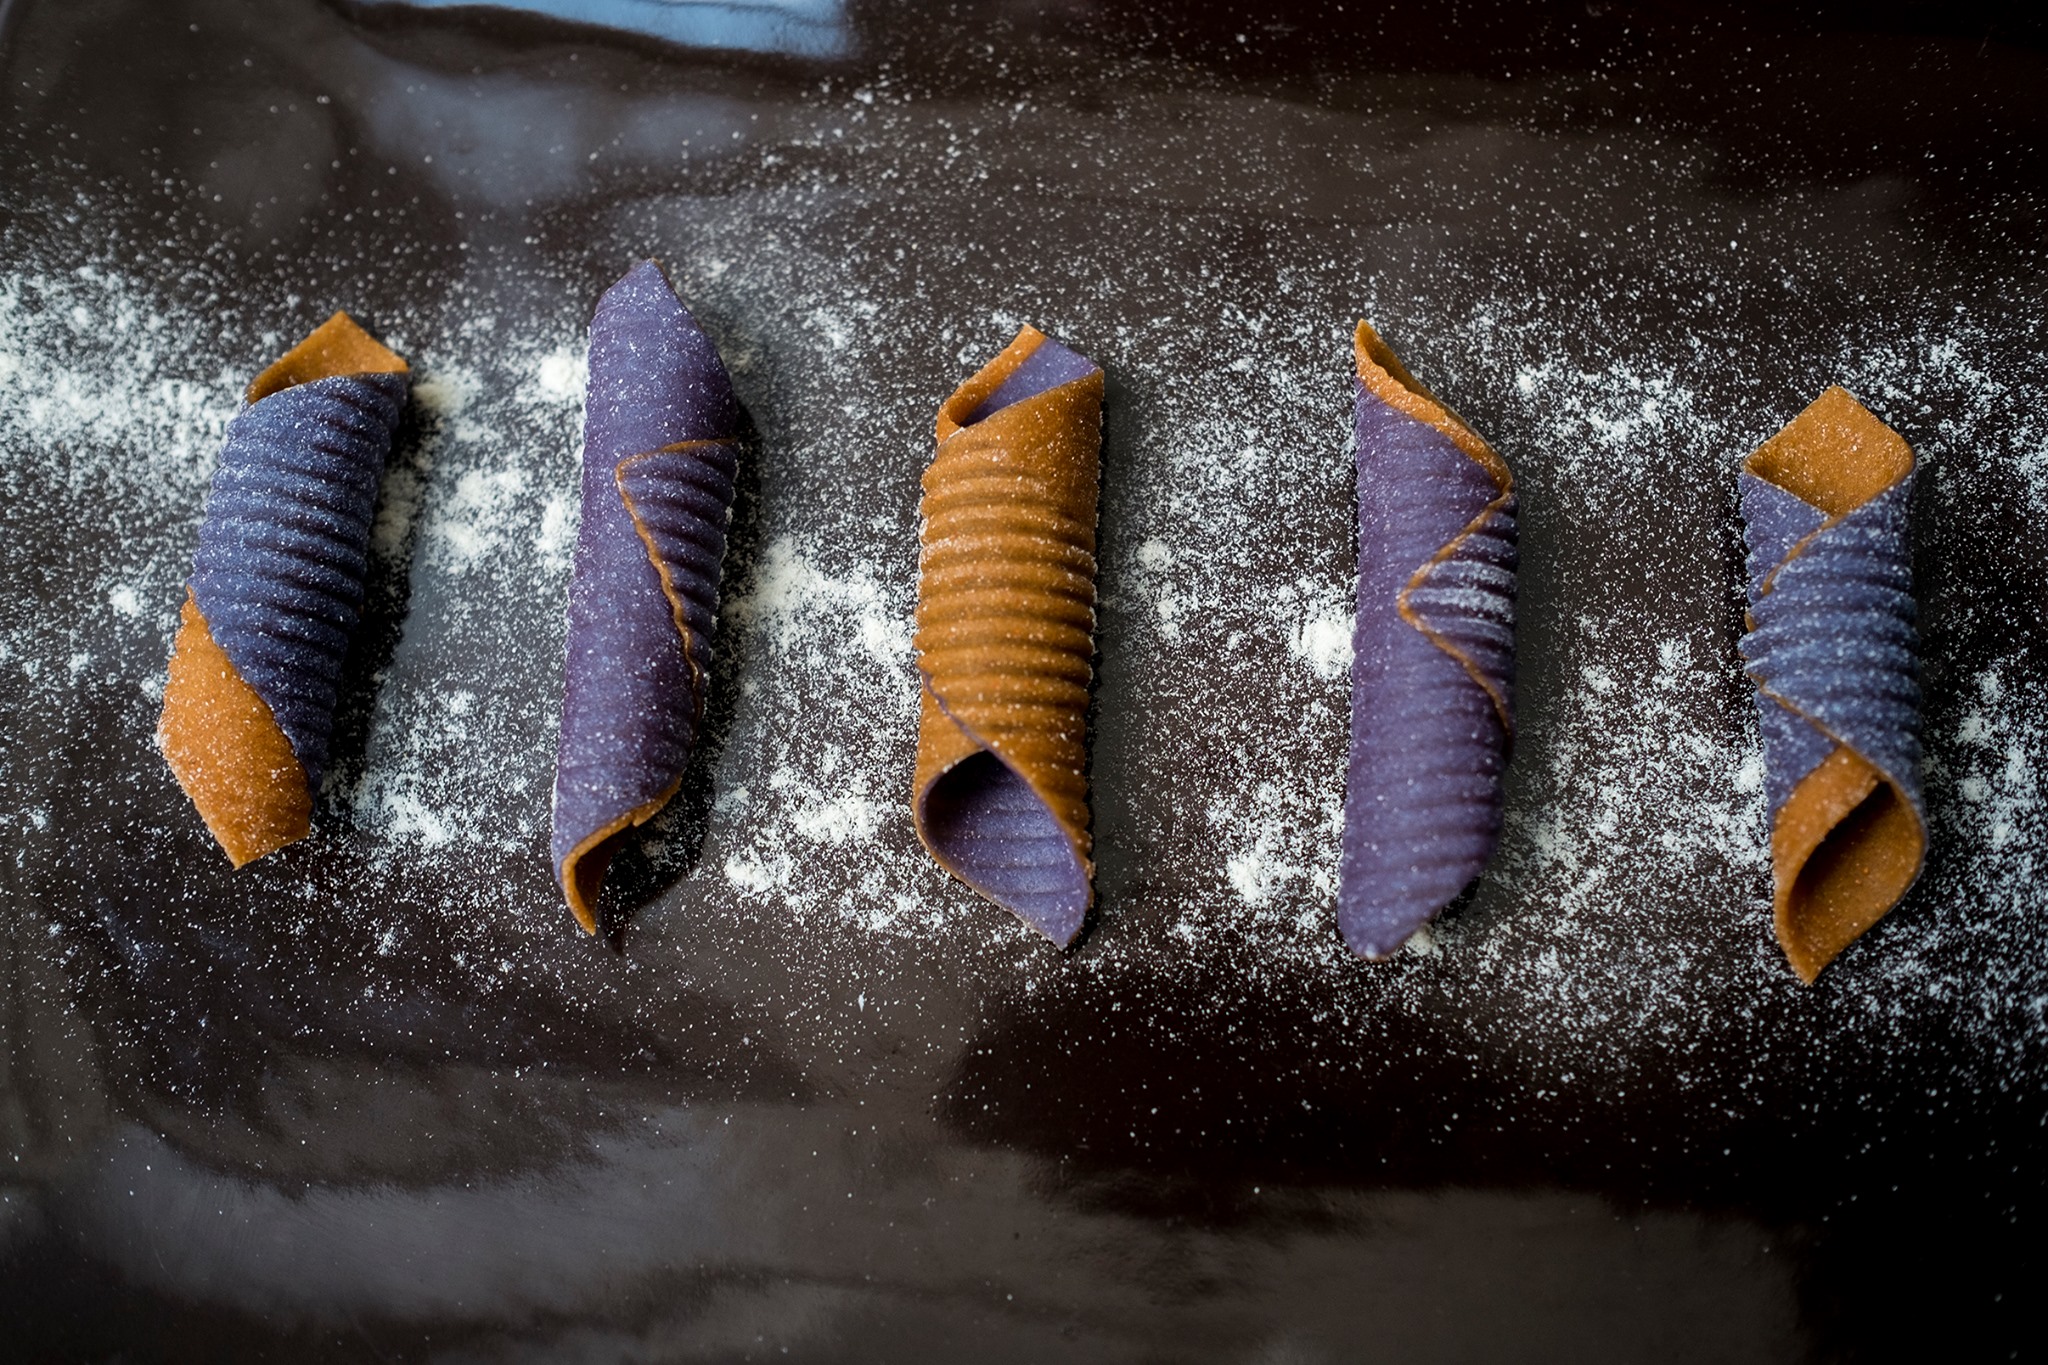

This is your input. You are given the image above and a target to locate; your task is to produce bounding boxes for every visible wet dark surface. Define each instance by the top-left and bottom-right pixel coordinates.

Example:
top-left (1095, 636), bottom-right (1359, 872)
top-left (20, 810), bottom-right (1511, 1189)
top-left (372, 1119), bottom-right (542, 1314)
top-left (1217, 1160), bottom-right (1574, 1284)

top-left (3, 1), bottom-right (2047, 1360)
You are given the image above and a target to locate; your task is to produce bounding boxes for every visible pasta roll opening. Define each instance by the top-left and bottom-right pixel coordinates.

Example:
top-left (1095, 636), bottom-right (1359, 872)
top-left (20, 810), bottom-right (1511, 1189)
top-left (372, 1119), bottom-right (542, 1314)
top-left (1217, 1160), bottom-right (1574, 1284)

top-left (919, 751), bottom-right (1089, 946)
top-left (1774, 749), bottom-right (1926, 984)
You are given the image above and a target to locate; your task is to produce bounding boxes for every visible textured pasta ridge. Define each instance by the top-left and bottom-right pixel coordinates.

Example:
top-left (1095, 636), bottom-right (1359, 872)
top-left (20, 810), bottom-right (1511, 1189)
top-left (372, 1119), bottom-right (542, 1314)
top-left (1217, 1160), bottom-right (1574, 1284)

top-left (618, 440), bottom-right (740, 716)
top-left (1739, 386), bottom-right (1924, 982)
top-left (912, 327), bottom-right (1102, 946)
top-left (1338, 321), bottom-right (1517, 959)
top-left (188, 372), bottom-right (408, 783)
top-left (158, 312), bottom-right (408, 867)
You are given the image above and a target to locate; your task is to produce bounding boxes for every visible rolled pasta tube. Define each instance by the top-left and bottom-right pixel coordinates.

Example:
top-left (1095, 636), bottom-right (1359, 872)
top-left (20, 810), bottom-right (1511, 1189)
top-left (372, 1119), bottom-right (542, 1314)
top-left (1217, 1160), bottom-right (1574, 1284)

top-left (1739, 386), bottom-right (1925, 983)
top-left (1338, 322), bottom-right (1517, 959)
top-left (912, 327), bottom-right (1103, 946)
top-left (157, 312), bottom-right (409, 867)
top-left (551, 260), bottom-right (741, 933)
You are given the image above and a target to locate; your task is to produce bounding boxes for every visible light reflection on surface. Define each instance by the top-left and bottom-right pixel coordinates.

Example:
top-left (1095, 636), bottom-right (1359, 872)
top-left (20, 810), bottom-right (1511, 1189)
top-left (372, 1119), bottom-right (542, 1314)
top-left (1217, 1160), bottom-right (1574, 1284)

top-left (60, 1124), bottom-right (1797, 1356)
top-left (359, 0), bottom-right (851, 57)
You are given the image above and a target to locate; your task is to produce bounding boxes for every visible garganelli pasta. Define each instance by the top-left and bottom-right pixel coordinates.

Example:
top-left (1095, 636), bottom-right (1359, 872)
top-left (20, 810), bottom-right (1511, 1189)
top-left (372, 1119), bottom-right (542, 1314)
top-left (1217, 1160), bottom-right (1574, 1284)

top-left (551, 261), bottom-right (741, 932)
top-left (1339, 322), bottom-right (1517, 958)
top-left (158, 313), bottom-right (409, 866)
top-left (912, 327), bottom-right (1103, 946)
top-left (1740, 386), bottom-right (1924, 982)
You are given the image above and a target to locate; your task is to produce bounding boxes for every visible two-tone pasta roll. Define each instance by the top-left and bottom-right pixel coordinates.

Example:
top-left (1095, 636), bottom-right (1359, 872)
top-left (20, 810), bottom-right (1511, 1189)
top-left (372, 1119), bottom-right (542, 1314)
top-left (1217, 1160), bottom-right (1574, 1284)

top-left (1739, 387), bottom-right (1924, 983)
top-left (912, 327), bottom-right (1103, 946)
top-left (158, 313), bottom-right (409, 867)
top-left (551, 260), bottom-right (741, 932)
top-left (1339, 322), bottom-right (1517, 959)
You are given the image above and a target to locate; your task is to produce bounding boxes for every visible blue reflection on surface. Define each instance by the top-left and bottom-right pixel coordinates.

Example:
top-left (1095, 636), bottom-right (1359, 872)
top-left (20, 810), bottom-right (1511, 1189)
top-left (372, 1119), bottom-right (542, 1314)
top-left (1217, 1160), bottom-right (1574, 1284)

top-left (361, 0), bottom-right (850, 57)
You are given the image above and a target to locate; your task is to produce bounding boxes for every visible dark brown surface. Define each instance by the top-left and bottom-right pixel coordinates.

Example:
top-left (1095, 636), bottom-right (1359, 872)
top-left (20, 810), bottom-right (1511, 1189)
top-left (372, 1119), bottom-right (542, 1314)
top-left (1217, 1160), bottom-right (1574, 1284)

top-left (3, 1), bottom-right (2047, 1360)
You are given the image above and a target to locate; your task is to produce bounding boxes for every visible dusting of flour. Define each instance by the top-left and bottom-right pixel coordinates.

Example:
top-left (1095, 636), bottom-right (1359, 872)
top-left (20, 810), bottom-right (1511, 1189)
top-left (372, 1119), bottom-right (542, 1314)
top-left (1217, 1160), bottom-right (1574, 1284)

top-left (3, 161), bottom-right (2046, 1084)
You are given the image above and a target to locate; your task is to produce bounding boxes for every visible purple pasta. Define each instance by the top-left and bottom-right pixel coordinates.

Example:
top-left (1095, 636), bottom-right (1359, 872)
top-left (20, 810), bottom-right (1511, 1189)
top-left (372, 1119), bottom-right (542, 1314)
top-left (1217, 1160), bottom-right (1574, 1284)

top-left (551, 260), bottom-right (741, 932)
top-left (1337, 322), bottom-right (1517, 959)
top-left (1741, 478), bottom-right (1921, 828)
top-left (159, 312), bottom-right (409, 868)
top-left (189, 372), bottom-right (408, 787)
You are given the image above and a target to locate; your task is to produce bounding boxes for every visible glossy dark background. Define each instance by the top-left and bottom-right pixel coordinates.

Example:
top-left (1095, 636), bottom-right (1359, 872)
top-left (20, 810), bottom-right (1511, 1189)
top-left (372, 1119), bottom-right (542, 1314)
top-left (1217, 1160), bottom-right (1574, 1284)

top-left (3, 1), bottom-right (2046, 1360)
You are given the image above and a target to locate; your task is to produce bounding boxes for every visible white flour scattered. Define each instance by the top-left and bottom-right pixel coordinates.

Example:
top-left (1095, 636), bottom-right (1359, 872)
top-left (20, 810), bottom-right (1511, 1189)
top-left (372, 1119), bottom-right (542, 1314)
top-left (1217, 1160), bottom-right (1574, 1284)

top-left (3, 148), bottom-right (2046, 1080)
top-left (425, 467), bottom-right (537, 574)
top-left (710, 535), bottom-right (932, 935)
top-left (1949, 668), bottom-right (2039, 854)
top-left (1211, 779), bottom-right (1339, 924)
top-left (530, 346), bottom-right (586, 405)
top-left (1288, 607), bottom-right (1355, 681)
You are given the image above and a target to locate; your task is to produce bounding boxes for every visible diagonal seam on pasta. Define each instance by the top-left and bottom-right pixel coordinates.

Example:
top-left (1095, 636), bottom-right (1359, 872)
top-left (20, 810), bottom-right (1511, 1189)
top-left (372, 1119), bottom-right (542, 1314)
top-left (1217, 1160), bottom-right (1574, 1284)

top-left (559, 439), bottom-right (732, 933)
top-left (614, 439), bottom-right (738, 724)
top-left (1355, 320), bottom-right (1515, 739)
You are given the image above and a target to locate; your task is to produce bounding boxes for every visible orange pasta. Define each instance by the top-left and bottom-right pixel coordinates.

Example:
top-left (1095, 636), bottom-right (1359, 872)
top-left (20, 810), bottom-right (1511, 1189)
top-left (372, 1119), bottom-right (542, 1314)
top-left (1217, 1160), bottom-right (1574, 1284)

top-left (912, 326), bottom-right (1103, 945)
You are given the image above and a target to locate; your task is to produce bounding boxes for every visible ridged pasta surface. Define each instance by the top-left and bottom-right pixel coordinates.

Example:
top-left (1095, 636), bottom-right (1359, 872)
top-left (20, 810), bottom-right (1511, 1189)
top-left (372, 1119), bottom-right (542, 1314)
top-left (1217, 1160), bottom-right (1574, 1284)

top-left (551, 261), bottom-right (741, 932)
top-left (158, 312), bottom-right (407, 868)
top-left (188, 373), bottom-right (407, 783)
top-left (1338, 322), bottom-right (1517, 959)
top-left (1739, 386), bottom-right (1924, 982)
top-left (912, 328), bottom-right (1102, 946)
